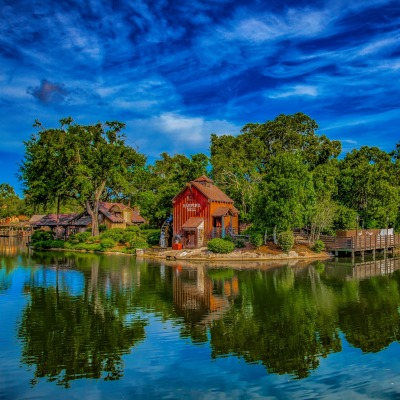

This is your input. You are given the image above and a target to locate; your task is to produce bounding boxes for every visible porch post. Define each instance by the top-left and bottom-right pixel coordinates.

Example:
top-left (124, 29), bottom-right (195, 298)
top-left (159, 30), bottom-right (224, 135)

top-left (221, 216), bottom-right (225, 238)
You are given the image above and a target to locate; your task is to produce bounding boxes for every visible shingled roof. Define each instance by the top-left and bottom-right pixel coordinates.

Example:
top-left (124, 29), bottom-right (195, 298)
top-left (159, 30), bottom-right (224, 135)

top-left (173, 176), bottom-right (234, 203)
top-left (31, 214), bottom-right (80, 227)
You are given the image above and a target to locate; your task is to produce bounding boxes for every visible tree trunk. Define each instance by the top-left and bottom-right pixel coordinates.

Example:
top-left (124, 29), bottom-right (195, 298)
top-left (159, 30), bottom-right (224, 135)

top-left (86, 180), bottom-right (106, 236)
top-left (273, 226), bottom-right (277, 244)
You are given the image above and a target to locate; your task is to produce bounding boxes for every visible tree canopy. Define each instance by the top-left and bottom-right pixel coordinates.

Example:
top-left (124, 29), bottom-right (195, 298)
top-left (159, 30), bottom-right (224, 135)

top-left (19, 117), bottom-right (146, 235)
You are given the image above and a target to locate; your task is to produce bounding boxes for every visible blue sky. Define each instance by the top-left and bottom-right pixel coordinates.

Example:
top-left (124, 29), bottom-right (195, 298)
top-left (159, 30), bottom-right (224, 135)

top-left (1, 0), bottom-right (400, 192)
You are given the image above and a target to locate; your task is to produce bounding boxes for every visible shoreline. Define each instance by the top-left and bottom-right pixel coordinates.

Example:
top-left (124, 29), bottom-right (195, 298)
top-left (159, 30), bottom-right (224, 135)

top-left (138, 246), bottom-right (332, 263)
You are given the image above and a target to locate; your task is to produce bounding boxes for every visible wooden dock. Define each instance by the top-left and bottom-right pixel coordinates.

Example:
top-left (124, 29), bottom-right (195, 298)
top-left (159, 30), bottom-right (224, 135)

top-left (320, 233), bottom-right (400, 257)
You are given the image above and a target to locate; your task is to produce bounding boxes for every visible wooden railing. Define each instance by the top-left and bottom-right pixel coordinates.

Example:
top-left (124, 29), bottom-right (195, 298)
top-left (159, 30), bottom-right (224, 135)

top-left (320, 234), bottom-right (400, 251)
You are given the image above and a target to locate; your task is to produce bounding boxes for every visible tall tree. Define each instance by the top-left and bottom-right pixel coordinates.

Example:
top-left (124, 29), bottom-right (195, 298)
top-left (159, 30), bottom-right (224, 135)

top-left (253, 152), bottom-right (315, 235)
top-left (19, 117), bottom-right (145, 235)
top-left (337, 146), bottom-right (399, 228)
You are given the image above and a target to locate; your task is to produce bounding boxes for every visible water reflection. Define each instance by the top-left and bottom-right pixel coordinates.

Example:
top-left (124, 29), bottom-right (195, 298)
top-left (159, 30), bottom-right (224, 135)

top-left (2, 238), bottom-right (400, 390)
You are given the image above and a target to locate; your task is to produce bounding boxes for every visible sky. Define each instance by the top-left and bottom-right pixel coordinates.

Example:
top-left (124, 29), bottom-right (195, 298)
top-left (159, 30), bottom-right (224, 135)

top-left (1, 0), bottom-right (400, 193)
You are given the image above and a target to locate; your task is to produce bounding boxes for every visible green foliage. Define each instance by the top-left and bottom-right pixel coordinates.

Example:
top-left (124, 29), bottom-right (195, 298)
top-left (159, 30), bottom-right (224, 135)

top-left (235, 239), bottom-right (246, 248)
top-left (74, 243), bottom-right (101, 251)
top-left (100, 229), bottom-right (126, 242)
top-left (312, 240), bottom-right (325, 253)
top-left (99, 238), bottom-right (116, 251)
top-left (19, 117), bottom-right (146, 236)
top-left (277, 230), bottom-right (295, 253)
top-left (31, 230), bottom-right (53, 243)
top-left (128, 237), bottom-right (148, 249)
top-left (99, 224), bottom-right (107, 232)
top-left (250, 233), bottom-right (263, 247)
top-left (207, 238), bottom-right (235, 253)
top-left (86, 235), bottom-right (101, 244)
top-left (254, 152), bottom-right (316, 232)
top-left (0, 183), bottom-right (23, 218)
top-left (68, 231), bottom-right (92, 244)
top-left (223, 236), bottom-right (234, 242)
top-left (33, 240), bottom-right (65, 249)
top-left (143, 229), bottom-right (161, 246)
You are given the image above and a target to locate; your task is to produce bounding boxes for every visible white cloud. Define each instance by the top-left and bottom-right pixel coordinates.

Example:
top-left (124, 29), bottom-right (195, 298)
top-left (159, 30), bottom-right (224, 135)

top-left (268, 85), bottom-right (318, 99)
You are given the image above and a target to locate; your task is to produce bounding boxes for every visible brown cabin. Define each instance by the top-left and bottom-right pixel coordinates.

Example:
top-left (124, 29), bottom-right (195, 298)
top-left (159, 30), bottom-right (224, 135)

top-left (172, 176), bottom-right (239, 248)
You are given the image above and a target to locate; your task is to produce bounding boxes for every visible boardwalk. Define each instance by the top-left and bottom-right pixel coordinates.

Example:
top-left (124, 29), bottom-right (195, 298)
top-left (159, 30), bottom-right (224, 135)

top-left (320, 233), bottom-right (400, 257)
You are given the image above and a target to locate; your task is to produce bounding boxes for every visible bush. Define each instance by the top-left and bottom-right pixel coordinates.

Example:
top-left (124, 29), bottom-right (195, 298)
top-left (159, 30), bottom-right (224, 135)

top-left (100, 228), bottom-right (125, 242)
top-left (223, 236), bottom-right (234, 242)
top-left (74, 243), bottom-right (101, 251)
top-left (99, 224), bottom-right (107, 232)
top-left (278, 230), bottom-right (295, 253)
top-left (207, 238), bottom-right (235, 253)
top-left (250, 233), bottom-right (263, 247)
top-left (145, 230), bottom-right (161, 246)
top-left (312, 239), bottom-right (325, 253)
top-left (32, 239), bottom-right (65, 249)
top-left (31, 230), bottom-right (53, 243)
top-left (69, 231), bottom-right (91, 244)
top-left (99, 238), bottom-right (116, 251)
top-left (235, 239), bottom-right (246, 248)
top-left (128, 237), bottom-right (148, 249)
top-left (86, 235), bottom-right (101, 244)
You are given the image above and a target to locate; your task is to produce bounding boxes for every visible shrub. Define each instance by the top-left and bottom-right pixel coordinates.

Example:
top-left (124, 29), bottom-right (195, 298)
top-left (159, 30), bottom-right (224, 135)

top-left (278, 230), bottom-right (295, 253)
top-left (70, 231), bottom-right (91, 244)
top-left (250, 233), bottom-right (263, 247)
top-left (128, 237), bottom-right (148, 249)
top-left (32, 239), bottom-right (65, 249)
top-left (100, 228), bottom-right (125, 242)
top-left (235, 239), bottom-right (246, 248)
top-left (74, 243), bottom-right (101, 251)
top-left (126, 225), bottom-right (141, 232)
top-left (223, 236), bottom-right (234, 242)
top-left (99, 238), bottom-right (116, 251)
top-left (31, 230), bottom-right (53, 243)
top-left (99, 224), bottom-right (107, 232)
top-left (86, 235), bottom-right (101, 244)
top-left (207, 238), bottom-right (235, 253)
top-left (143, 229), bottom-right (162, 246)
top-left (312, 239), bottom-right (325, 253)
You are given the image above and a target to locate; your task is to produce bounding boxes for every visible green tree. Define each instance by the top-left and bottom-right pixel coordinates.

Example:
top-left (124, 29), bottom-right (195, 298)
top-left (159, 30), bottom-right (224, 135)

top-left (210, 133), bottom-right (263, 220)
top-left (0, 183), bottom-right (23, 218)
top-left (19, 117), bottom-right (146, 235)
top-left (254, 152), bottom-right (315, 237)
top-left (337, 146), bottom-right (399, 228)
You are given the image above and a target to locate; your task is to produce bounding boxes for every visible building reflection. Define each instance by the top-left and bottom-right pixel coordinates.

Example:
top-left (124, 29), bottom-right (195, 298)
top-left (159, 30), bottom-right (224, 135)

top-left (172, 264), bottom-right (239, 326)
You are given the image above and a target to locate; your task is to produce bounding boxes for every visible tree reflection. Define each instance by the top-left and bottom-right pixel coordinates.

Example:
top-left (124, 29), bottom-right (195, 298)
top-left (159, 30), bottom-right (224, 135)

top-left (18, 275), bottom-right (146, 387)
top-left (209, 266), bottom-right (341, 379)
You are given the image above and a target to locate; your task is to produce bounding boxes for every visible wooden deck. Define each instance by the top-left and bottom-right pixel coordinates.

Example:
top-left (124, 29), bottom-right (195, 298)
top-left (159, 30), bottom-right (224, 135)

top-left (320, 233), bottom-right (400, 256)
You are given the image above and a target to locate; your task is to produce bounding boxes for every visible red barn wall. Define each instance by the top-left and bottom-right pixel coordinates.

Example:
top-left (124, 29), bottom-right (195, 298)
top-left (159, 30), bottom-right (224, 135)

top-left (173, 186), bottom-right (239, 239)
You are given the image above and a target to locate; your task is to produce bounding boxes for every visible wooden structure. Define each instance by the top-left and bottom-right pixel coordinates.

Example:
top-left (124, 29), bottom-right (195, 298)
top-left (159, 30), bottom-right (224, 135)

top-left (172, 176), bottom-right (239, 248)
top-left (320, 228), bottom-right (400, 258)
top-left (0, 215), bottom-right (31, 237)
top-left (71, 202), bottom-right (146, 231)
top-left (30, 202), bottom-right (146, 237)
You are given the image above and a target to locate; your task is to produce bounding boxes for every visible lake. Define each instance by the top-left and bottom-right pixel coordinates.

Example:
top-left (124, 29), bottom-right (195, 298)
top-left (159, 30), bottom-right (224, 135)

top-left (1, 237), bottom-right (400, 399)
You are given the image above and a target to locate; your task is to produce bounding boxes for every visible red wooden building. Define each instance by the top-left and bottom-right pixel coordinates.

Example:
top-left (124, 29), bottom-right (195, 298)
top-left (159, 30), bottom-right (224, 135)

top-left (172, 176), bottom-right (239, 248)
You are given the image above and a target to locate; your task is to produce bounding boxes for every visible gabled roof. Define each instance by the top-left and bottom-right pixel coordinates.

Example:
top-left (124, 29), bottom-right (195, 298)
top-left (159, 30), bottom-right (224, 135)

top-left (182, 217), bottom-right (204, 229)
top-left (173, 176), bottom-right (234, 204)
top-left (99, 202), bottom-right (125, 223)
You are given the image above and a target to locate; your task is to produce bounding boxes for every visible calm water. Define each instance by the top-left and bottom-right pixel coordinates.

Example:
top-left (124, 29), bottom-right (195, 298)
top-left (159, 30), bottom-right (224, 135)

top-left (1, 238), bottom-right (400, 399)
